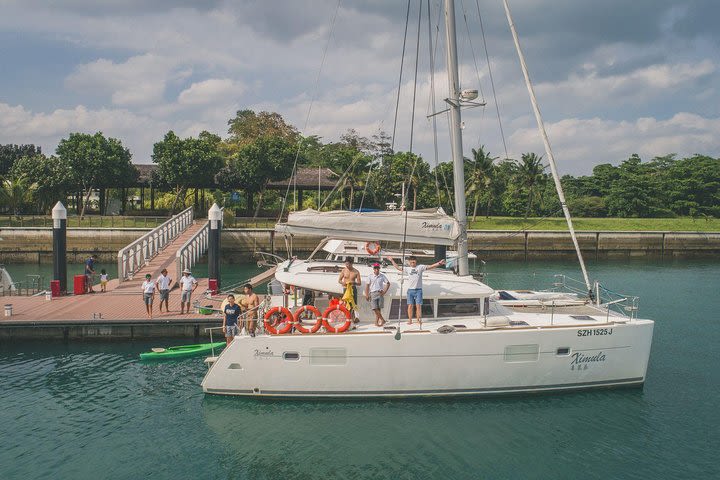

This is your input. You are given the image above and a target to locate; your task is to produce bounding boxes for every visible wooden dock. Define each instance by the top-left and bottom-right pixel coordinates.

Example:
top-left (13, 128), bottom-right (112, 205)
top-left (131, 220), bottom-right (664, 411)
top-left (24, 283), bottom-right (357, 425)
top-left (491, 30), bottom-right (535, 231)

top-left (1, 218), bottom-right (216, 341)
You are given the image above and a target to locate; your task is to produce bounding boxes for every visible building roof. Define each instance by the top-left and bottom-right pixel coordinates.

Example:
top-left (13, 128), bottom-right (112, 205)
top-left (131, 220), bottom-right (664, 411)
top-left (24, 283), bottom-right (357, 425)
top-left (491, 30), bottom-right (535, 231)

top-left (266, 167), bottom-right (340, 191)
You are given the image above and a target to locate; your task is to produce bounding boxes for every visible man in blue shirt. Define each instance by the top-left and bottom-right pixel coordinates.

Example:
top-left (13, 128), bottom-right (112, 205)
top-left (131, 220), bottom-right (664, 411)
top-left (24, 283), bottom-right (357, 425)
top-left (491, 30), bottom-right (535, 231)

top-left (222, 294), bottom-right (242, 346)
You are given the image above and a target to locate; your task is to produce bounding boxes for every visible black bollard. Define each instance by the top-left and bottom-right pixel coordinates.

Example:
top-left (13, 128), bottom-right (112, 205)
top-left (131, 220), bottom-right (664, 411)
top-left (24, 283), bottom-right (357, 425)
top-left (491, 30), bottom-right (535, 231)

top-left (208, 203), bottom-right (222, 289)
top-left (52, 202), bottom-right (67, 294)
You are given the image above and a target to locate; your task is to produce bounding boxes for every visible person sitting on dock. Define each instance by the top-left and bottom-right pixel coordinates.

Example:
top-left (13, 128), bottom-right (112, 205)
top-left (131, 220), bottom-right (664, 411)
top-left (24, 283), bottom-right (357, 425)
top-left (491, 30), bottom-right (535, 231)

top-left (223, 294), bottom-right (241, 345)
top-left (179, 269), bottom-right (198, 315)
top-left (240, 284), bottom-right (259, 337)
top-left (141, 273), bottom-right (157, 319)
top-left (85, 254), bottom-right (97, 293)
top-left (364, 263), bottom-right (390, 327)
top-left (338, 257), bottom-right (361, 316)
top-left (387, 255), bottom-right (445, 326)
top-left (156, 268), bottom-right (172, 313)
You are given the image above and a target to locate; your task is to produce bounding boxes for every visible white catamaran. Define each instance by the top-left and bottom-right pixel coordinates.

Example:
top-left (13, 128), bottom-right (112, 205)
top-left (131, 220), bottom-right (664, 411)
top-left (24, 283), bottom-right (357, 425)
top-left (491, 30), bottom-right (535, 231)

top-left (201, 0), bottom-right (654, 398)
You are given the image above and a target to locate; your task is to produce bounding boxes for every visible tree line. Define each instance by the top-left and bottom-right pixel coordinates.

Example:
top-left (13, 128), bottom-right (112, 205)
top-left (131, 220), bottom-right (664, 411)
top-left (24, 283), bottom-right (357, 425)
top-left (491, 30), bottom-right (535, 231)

top-left (1, 109), bottom-right (718, 219)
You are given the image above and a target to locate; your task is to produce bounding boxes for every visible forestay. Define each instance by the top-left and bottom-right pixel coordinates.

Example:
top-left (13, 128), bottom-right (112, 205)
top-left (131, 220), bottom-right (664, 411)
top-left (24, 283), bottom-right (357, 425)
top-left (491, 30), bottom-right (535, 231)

top-left (275, 208), bottom-right (460, 245)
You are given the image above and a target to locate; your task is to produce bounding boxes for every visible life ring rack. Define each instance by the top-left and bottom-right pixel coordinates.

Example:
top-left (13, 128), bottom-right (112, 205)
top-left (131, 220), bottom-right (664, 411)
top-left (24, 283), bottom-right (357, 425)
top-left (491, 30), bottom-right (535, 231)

top-left (293, 305), bottom-right (323, 334)
top-left (263, 306), bottom-right (293, 335)
top-left (322, 304), bottom-right (352, 333)
top-left (365, 241), bottom-right (381, 255)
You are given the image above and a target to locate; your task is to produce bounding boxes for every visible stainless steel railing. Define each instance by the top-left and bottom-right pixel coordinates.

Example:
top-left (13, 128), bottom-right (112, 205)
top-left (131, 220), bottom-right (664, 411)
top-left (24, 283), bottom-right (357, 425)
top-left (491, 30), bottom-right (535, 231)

top-left (117, 206), bottom-right (194, 282)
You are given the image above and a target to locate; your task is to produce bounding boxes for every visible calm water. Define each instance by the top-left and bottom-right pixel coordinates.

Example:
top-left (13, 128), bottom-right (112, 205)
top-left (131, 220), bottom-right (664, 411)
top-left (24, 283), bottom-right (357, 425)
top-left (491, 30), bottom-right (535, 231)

top-left (1, 258), bottom-right (718, 479)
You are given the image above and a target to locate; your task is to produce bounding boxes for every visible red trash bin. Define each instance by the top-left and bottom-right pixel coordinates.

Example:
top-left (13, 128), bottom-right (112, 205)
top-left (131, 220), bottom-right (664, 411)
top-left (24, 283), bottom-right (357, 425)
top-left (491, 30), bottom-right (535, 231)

top-left (73, 274), bottom-right (86, 295)
top-left (208, 279), bottom-right (218, 295)
top-left (50, 280), bottom-right (61, 297)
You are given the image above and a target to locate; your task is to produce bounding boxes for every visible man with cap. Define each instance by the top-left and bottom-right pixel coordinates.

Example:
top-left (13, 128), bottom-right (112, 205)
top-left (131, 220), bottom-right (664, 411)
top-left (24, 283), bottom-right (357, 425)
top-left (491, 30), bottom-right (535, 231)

top-left (141, 273), bottom-right (157, 319)
top-left (364, 263), bottom-right (390, 326)
top-left (179, 269), bottom-right (198, 315)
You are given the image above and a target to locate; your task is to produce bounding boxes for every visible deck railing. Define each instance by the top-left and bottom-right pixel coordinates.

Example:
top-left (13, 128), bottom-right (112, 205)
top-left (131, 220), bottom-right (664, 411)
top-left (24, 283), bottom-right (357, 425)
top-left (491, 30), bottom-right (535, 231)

top-left (117, 207), bottom-right (194, 282)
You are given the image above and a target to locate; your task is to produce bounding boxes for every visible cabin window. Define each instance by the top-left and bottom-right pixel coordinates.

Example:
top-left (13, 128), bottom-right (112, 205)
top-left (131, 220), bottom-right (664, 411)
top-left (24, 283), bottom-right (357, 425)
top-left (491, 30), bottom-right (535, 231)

top-left (283, 352), bottom-right (300, 361)
top-left (389, 298), bottom-right (434, 319)
top-left (309, 348), bottom-right (347, 366)
top-left (504, 344), bottom-right (539, 363)
top-left (437, 298), bottom-right (482, 317)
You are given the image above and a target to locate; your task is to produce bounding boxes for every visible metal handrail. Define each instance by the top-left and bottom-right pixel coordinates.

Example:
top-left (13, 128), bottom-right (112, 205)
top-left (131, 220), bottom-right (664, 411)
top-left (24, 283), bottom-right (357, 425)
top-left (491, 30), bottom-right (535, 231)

top-left (175, 222), bottom-right (209, 281)
top-left (175, 207), bottom-right (223, 281)
top-left (117, 206), bottom-right (194, 282)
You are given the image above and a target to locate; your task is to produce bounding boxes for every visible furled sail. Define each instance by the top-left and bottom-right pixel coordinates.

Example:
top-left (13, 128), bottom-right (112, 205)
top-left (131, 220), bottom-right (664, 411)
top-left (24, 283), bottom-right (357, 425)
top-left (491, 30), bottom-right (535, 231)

top-left (275, 208), bottom-right (460, 245)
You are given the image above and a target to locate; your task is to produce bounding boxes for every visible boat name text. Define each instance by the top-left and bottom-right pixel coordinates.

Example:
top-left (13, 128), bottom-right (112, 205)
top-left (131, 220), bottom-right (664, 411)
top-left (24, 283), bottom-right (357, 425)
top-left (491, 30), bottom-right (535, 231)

top-left (254, 349), bottom-right (274, 358)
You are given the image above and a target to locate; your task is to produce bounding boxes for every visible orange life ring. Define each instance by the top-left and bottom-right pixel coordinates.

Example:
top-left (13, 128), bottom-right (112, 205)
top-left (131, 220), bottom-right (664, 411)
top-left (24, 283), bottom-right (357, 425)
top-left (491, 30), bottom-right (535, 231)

top-left (365, 241), bottom-right (381, 255)
top-left (264, 306), bottom-right (293, 335)
top-left (293, 305), bottom-right (323, 334)
top-left (322, 304), bottom-right (352, 333)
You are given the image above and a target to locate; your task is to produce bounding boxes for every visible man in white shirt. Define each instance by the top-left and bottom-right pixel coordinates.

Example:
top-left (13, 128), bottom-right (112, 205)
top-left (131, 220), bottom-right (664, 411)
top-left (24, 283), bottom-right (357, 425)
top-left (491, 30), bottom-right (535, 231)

top-left (179, 269), bottom-right (198, 315)
top-left (387, 255), bottom-right (445, 325)
top-left (156, 268), bottom-right (172, 313)
top-left (364, 263), bottom-right (390, 326)
top-left (141, 273), bottom-right (156, 319)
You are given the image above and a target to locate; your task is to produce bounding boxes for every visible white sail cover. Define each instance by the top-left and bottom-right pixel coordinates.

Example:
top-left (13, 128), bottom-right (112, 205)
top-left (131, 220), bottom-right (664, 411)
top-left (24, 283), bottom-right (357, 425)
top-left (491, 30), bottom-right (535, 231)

top-left (275, 208), bottom-right (460, 245)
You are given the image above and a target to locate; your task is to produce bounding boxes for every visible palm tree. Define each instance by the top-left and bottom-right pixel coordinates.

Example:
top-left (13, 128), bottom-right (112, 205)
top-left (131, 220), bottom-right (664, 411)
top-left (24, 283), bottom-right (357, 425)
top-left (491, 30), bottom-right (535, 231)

top-left (0, 176), bottom-right (38, 217)
top-left (465, 146), bottom-right (497, 221)
top-left (516, 152), bottom-right (547, 219)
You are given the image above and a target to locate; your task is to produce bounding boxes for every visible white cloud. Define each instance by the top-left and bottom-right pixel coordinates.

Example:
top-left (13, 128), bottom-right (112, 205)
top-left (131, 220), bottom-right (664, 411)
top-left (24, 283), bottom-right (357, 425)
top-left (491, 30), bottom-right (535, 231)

top-left (178, 78), bottom-right (245, 106)
top-left (508, 113), bottom-right (720, 174)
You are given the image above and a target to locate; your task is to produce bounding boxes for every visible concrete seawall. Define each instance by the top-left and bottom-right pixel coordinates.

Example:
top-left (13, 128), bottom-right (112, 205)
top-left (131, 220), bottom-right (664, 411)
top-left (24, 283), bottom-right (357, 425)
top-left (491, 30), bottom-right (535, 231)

top-left (1, 227), bottom-right (719, 263)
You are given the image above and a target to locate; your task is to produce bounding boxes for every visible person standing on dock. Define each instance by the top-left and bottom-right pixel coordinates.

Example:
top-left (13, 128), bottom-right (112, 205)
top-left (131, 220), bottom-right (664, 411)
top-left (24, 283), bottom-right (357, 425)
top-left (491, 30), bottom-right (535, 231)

top-left (156, 269), bottom-right (172, 313)
top-left (141, 273), bottom-right (157, 319)
top-left (364, 263), bottom-right (390, 327)
top-left (222, 294), bottom-right (241, 346)
top-left (387, 255), bottom-right (445, 326)
top-left (179, 269), bottom-right (198, 315)
top-left (99, 269), bottom-right (108, 293)
top-left (241, 284), bottom-right (259, 337)
top-left (84, 254), bottom-right (97, 293)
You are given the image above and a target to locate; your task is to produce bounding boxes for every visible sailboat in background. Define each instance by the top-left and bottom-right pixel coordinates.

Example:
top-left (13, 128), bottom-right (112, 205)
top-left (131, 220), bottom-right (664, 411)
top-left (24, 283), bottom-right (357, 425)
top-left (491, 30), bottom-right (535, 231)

top-left (201, 0), bottom-right (654, 397)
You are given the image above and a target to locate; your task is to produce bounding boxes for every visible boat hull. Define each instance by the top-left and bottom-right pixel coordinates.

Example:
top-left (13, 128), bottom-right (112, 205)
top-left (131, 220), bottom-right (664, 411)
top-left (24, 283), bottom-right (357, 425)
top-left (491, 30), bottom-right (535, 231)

top-left (201, 320), bottom-right (654, 397)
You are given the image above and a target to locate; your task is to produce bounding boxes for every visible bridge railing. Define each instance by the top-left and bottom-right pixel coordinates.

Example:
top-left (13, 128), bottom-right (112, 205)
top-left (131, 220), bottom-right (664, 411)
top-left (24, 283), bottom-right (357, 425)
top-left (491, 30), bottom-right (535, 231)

top-left (117, 206), bottom-right (194, 282)
top-left (175, 207), bottom-right (223, 280)
top-left (175, 222), bottom-right (208, 281)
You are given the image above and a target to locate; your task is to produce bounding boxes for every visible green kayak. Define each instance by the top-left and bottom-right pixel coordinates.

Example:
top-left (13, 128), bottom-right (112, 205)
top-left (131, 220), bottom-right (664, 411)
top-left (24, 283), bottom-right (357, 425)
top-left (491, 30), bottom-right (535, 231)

top-left (139, 342), bottom-right (226, 360)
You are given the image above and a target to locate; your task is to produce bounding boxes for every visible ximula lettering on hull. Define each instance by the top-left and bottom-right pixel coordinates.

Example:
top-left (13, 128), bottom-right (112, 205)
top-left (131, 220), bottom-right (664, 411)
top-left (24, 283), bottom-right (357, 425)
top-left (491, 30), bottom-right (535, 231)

top-left (570, 351), bottom-right (606, 371)
top-left (420, 221), bottom-right (452, 232)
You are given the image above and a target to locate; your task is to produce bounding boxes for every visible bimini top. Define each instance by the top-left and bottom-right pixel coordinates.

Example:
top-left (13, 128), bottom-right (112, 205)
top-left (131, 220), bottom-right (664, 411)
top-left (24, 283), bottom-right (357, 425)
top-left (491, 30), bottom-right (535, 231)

top-left (275, 208), bottom-right (461, 246)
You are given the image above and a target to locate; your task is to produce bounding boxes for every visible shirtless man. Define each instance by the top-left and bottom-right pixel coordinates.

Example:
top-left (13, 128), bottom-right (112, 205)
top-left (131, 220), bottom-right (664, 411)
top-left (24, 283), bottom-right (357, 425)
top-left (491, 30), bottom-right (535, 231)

top-left (337, 256), bottom-right (362, 307)
top-left (240, 284), bottom-right (260, 337)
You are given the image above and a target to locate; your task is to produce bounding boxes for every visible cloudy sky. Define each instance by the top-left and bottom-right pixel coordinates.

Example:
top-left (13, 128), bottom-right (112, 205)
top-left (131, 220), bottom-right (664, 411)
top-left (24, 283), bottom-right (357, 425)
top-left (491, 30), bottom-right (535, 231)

top-left (0, 0), bottom-right (718, 174)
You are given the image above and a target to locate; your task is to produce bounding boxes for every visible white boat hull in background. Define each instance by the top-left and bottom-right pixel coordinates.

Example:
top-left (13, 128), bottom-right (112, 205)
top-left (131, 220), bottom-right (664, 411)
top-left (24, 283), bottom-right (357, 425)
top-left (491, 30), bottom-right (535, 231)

top-left (202, 320), bottom-right (654, 397)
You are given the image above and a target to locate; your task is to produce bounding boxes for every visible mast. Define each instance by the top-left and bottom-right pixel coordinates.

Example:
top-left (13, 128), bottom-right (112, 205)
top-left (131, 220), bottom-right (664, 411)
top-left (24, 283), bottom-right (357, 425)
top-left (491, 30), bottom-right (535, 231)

top-left (502, 0), bottom-right (592, 292)
top-left (444, 0), bottom-right (470, 276)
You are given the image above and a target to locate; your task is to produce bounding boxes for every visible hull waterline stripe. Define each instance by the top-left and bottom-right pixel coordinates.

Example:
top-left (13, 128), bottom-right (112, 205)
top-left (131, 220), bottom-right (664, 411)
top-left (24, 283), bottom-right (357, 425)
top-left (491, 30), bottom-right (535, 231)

top-left (204, 377), bottom-right (644, 396)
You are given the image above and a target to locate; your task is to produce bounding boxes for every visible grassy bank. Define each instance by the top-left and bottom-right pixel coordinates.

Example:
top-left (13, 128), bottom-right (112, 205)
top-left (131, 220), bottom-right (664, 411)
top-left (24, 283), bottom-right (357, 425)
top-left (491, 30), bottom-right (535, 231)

top-left (0, 215), bottom-right (167, 228)
top-left (468, 216), bottom-right (720, 231)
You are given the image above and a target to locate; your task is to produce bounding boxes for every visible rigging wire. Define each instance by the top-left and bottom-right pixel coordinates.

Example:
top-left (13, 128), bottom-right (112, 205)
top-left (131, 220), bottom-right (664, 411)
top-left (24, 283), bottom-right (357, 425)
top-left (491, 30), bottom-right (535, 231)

top-left (395, 0), bottom-right (424, 332)
top-left (277, 0), bottom-right (341, 221)
top-left (459, 0), bottom-right (486, 103)
top-left (475, 0), bottom-right (509, 160)
top-left (427, 0), bottom-right (442, 210)
top-left (391, 0), bottom-right (413, 153)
